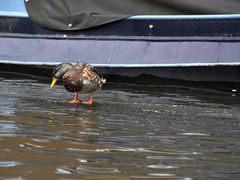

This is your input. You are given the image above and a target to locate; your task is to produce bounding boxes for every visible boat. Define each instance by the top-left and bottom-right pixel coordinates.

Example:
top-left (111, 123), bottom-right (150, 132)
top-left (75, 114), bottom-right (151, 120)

top-left (1, 0), bottom-right (240, 83)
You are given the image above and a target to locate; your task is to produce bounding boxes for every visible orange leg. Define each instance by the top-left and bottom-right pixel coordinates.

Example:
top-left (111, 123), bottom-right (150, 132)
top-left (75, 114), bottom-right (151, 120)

top-left (67, 92), bottom-right (80, 104)
top-left (82, 93), bottom-right (93, 105)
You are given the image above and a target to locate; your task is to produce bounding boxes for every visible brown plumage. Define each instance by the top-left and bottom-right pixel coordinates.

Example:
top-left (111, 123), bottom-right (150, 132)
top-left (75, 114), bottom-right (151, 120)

top-left (50, 63), bottom-right (106, 105)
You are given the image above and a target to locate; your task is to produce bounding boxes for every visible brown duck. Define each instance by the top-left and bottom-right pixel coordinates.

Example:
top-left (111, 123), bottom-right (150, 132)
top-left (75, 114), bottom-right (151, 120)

top-left (50, 63), bottom-right (106, 105)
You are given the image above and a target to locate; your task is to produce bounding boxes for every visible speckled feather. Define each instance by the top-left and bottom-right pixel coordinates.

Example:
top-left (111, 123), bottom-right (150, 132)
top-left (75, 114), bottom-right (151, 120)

top-left (62, 63), bottom-right (106, 94)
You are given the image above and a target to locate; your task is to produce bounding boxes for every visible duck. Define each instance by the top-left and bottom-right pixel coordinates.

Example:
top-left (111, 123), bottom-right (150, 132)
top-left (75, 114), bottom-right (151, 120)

top-left (50, 63), bottom-right (106, 105)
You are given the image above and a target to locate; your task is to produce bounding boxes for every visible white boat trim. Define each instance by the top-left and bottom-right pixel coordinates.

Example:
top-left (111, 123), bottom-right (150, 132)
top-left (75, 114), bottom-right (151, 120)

top-left (0, 60), bottom-right (240, 67)
top-left (0, 10), bottom-right (240, 20)
top-left (128, 14), bottom-right (240, 20)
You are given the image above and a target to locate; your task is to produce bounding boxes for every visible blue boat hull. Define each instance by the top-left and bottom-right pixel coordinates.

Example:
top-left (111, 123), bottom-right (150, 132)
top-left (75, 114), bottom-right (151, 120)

top-left (0, 11), bottom-right (240, 82)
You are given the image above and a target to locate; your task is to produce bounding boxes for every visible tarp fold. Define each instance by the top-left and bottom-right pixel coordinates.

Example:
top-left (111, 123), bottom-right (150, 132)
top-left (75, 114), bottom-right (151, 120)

top-left (25, 0), bottom-right (240, 30)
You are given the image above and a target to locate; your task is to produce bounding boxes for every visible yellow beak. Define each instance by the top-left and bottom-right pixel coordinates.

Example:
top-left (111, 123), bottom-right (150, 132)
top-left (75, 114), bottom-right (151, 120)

top-left (50, 77), bottom-right (58, 89)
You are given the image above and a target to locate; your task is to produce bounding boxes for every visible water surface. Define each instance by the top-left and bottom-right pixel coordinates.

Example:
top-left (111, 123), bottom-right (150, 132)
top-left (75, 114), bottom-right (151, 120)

top-left (0, 72), bottom-right (239, 179)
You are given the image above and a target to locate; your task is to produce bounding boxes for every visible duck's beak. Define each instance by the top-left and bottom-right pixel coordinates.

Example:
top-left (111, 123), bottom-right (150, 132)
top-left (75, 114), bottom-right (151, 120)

top-left (50, 77), bottom-right (58, 89)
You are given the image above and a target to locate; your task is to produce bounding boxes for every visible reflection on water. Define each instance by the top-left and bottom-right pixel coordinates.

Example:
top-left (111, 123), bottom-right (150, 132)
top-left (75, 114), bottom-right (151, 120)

top-left (0, 72), bottom-right (240, 179)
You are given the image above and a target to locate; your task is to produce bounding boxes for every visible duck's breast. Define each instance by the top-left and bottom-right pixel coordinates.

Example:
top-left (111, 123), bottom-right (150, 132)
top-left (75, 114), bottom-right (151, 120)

top-left (63, 71), bottom-right (83, 92)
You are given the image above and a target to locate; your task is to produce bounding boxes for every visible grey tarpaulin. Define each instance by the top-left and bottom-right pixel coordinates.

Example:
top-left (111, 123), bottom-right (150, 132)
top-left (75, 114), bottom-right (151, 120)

top-left (25, 0), bottom-right (240, 30)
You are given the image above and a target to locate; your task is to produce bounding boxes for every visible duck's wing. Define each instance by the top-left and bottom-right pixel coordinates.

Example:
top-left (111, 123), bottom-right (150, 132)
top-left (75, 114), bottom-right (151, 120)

top-left (86, 64), bottom-right (103, 78)
top-left (82, 64), bottom-right (106, 86)
top-left (74, 63), bottom-right (85, 73)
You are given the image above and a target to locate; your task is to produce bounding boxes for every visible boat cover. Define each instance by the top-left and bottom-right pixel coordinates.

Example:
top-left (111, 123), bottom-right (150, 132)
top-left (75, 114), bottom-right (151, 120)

top-left (25, 0), bottom-right (240, 30)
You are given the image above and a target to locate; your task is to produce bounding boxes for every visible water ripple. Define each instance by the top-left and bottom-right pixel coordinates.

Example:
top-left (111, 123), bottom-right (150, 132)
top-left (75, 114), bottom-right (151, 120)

top-left (0, 78), bottom-right (239, 179)
top-left (146, 164), bottom-right (177, 169)
top-left (0, 161), bottom-right (23, 167)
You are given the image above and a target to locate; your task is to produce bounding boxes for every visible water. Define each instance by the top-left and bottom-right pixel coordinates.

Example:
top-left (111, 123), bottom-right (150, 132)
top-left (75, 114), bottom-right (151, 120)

top-left (0, 72), bottom-right (240, 180)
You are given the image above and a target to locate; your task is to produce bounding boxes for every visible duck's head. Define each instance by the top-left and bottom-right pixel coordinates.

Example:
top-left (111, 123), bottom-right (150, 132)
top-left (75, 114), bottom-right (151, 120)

top-left (50, 63), bottom-right (74, 89)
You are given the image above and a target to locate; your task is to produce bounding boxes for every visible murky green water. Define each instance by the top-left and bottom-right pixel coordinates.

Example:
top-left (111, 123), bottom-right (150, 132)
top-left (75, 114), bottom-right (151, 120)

top-left (0, 72), bottom-right (240, 180)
